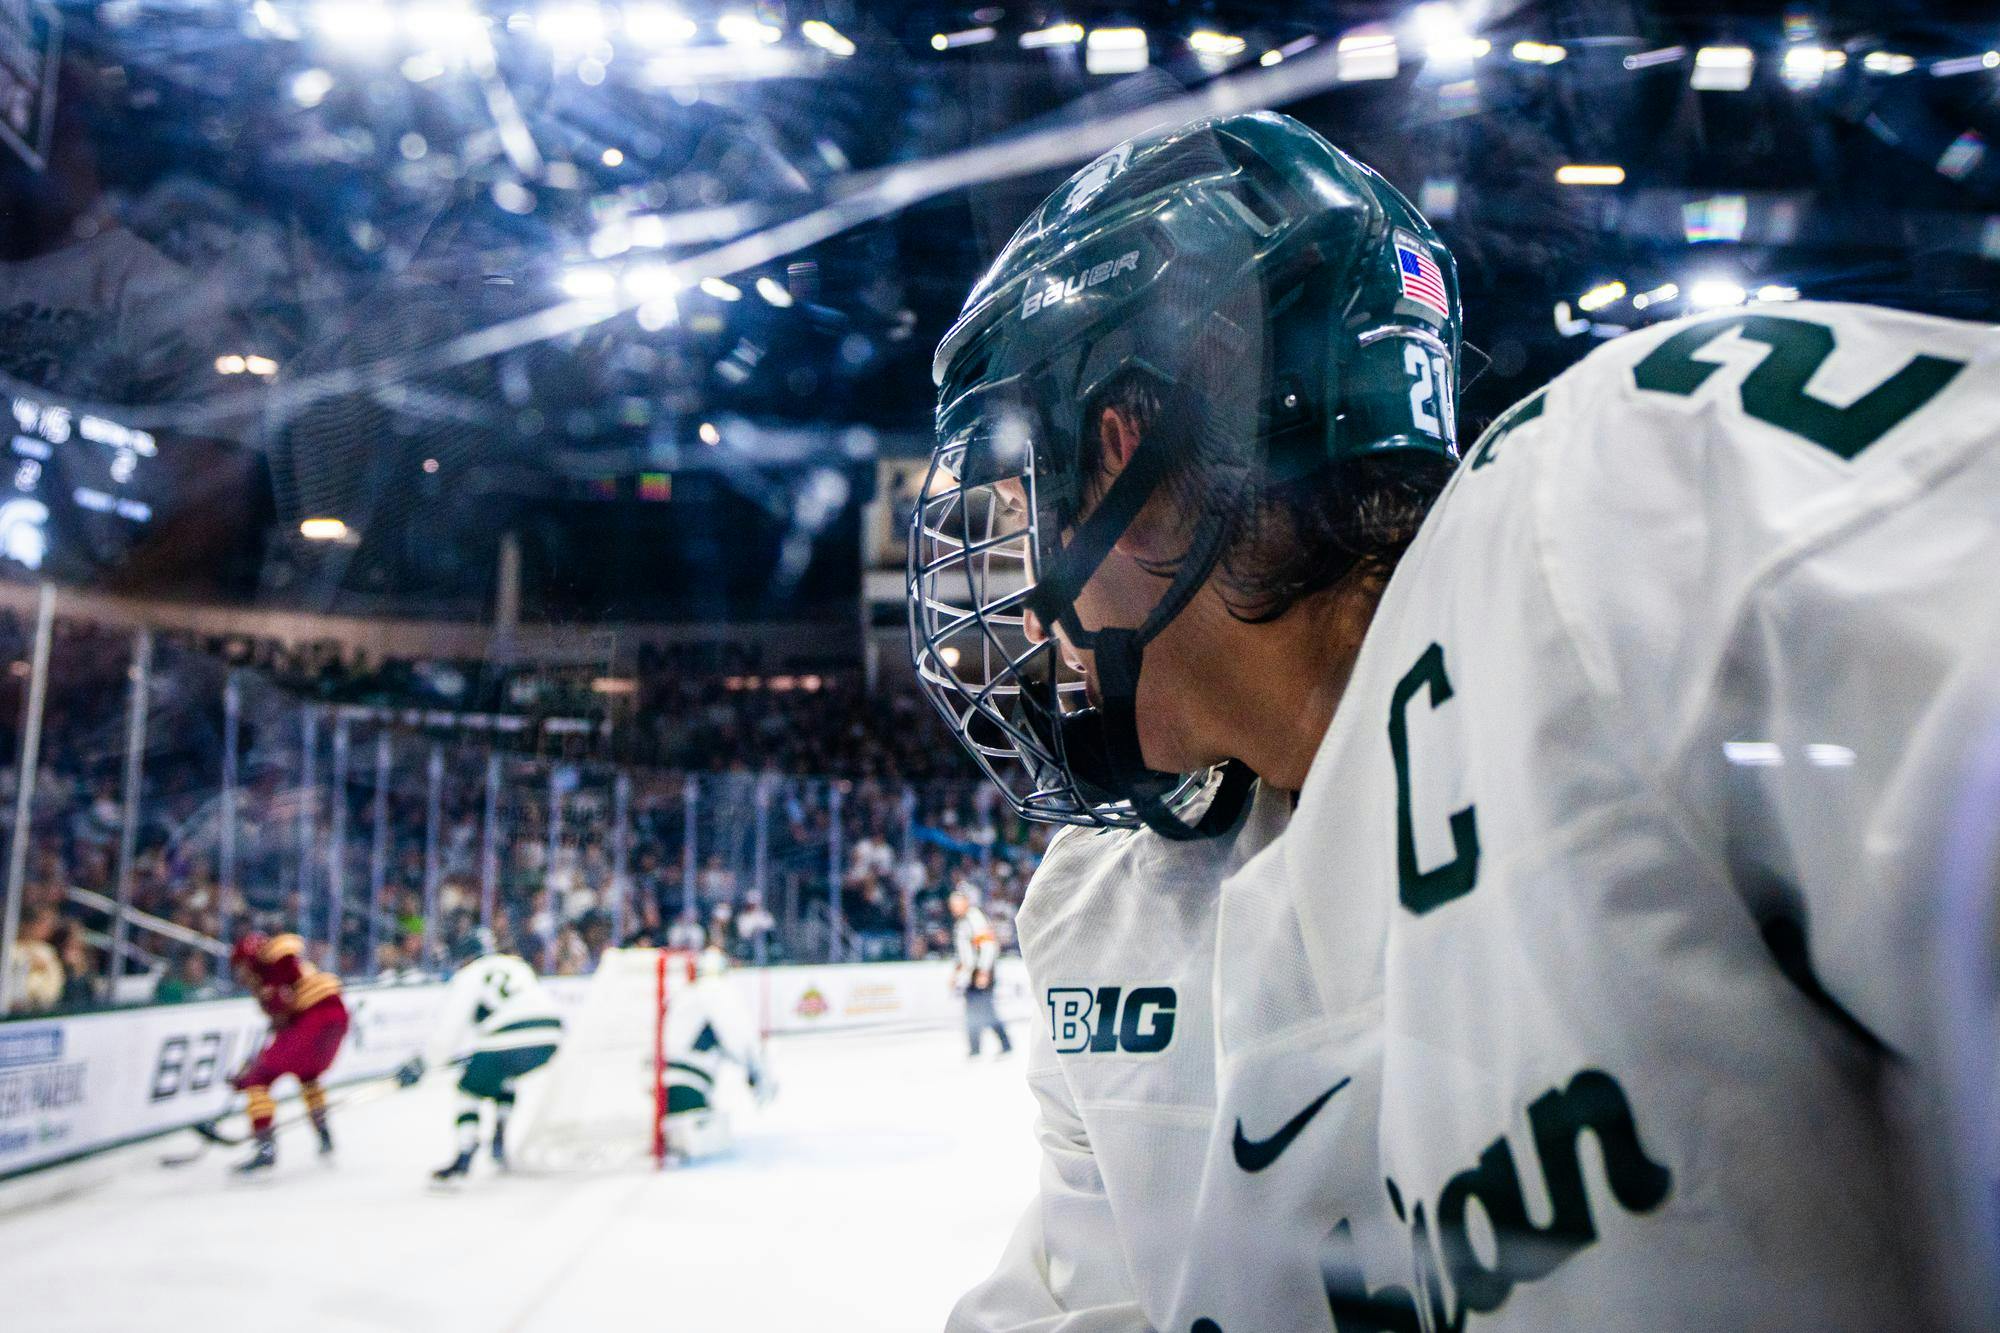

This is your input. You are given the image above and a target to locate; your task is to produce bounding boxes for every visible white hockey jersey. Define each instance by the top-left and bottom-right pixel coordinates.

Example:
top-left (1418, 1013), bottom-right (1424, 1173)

top-left (1169, 302), bottom-right (2000, 1333)
top-left (422, 953), bottom-right (563, 1068)
top-left (668, 962), bottom-right (765, 1093)
top-left (951, 783), bottom-right (1290, 1331)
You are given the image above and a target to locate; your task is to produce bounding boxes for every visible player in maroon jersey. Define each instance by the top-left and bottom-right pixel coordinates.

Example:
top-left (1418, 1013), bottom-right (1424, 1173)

top-left (228, 932), bottom-right (349, 1175)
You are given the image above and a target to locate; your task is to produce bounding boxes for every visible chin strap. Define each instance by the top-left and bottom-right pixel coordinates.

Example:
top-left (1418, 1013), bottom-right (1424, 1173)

top-left (1024, 375), bottom-right (1255, 840)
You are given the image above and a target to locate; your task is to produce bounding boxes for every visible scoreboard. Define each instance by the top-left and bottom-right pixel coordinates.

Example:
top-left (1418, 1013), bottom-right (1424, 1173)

top-left (4, 392), bottom-right (269, 598)
top-left (6, 392), bottom-right (158, 579)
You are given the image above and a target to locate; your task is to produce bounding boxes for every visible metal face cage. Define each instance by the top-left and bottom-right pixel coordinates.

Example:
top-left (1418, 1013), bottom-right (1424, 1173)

top-left (907, 407), bottom-right (1199, 829)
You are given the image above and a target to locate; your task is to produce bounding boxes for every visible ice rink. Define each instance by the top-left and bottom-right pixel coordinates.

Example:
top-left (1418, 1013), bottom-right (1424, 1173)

top-left (0, 1027), bottom-right (1038, 1332)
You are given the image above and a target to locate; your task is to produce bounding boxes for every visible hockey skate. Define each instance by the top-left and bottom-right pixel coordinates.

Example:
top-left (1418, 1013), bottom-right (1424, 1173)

top-left (314, 1120), bottom-right (335, 1162)
top-left (489, 1125), bottom-right (509, 1171)
top-left (430, 1151), bottom-right (474, 1186)
top-left (232, 1137), bottom-right (277, 1177)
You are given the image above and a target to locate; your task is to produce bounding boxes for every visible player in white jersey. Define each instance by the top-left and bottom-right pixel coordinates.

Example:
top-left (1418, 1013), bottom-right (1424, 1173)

top-left (663, 946), bottom-right (773, 1160)
top-left (912, 110), bottom-right (2000, 1330)
top-left (949, 779), bottom-right (1288, 1332)
top-left (397, 931), bottom-right (563, 1183)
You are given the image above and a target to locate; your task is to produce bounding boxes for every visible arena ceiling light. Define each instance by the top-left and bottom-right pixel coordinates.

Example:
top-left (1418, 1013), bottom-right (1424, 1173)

top-left (1511, 40), bottom-right (1566, 65)
top-left (289, 67), bottom-right (335, 106)
top-left (535, 2), bottom-right (610, 51)
top-left (1862, 51), bottom-right (1916, 76)
top-left (621, 262), bottom-right (681, 302)
top-left (1576, 280), bottom-right (1627, 312)
top-left (932, 27), bottom-right (997, 51)
top-left (1085, 27), bottom-right (1149, 75)
top-left (1781, 46), bottom-right (1844, 89)
top-left (1337, 28), bottom-right (1400, 81)
top-left (1409, 4), bottom-right (1488, 69)
top-left (1263, 34), bottom-right (1320, 68)
top-left (716, 11), bottom-right (782, 46)
top-left (1755, 284), bottom-right (1801, 302)
top-left (1688, 277), bottom-right (1747, 308)
top-left (299, 518), bottom-right (351, 542)
top-left (1622, 45), bottom-right (1685, 71)
top-left (622, 4), bottom-right (696, 47)
top-left (1691, 45), bottom-right (1755, 91)
top-left (401, 2), bottom-right (487, 58)
top-left (307, 0), bottom-right (397, 54)
top-left (1631, 282), bottom-right (1679, 310)
top-left (1555, 163), bottom-right (1625, 185)
top-left (1188, 30), bottom-right (1246, 57)
top-left (800, 20), bottom-right (855, 57)
top-left (699, 276), bottom-right (742, 301)
top-left (560, 265), bottom-right (616, 301)
top-left (1931, 51), bottom-right (2000, 77)
top-left (1020, 22), bottom-right (1084, 49)
top-left (754, 276), bottom-right (793, 307)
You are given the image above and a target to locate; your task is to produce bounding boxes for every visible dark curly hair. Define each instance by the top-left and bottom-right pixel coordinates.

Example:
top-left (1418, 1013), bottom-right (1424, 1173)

top-left (1081, 371), bottom-right (1455, 625)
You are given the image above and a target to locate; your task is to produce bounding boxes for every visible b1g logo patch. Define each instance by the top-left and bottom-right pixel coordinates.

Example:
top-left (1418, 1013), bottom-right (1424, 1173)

top-left (1047, 985), bottom-right (1176, 1055)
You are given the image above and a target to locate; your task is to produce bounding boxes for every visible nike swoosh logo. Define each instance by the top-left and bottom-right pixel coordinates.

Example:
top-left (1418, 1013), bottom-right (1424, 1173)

top-left (1232, 1076), bottom-right (1351, 1173)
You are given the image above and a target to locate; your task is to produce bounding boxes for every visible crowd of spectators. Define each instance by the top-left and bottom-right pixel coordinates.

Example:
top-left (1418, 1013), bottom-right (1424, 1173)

top-left (0, 610), bottom-right (1042, 1015)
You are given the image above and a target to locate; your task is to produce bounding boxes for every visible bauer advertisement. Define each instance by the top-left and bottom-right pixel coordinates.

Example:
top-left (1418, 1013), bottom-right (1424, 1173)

top-left (0, 983), bottom-right (440, 1179)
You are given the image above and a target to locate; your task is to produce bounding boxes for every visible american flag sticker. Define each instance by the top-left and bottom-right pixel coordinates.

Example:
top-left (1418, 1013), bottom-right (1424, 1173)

top-left (1394, 231), bottom-right (1450, 319)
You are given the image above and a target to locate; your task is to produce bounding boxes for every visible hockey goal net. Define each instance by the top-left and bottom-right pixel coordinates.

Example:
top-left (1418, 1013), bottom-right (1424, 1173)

top-left (514, 947), bottom-right (693, 1171)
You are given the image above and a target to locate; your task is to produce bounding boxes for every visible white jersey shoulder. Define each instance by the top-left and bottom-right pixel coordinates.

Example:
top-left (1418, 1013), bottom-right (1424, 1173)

top-left (1463, 300), bottom-right (1998, 755)
top-left (422, 953), bottom-right (561, 1067)
top-left (951, 786), bottom-right (1288, 1332)
top-left (1173, 302), bottom-right (2000, 1332)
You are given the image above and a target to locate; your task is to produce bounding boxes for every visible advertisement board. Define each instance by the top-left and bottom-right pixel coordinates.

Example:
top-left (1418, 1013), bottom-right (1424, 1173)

top-left (0, 983), bottom-right (447, 1181)
top-left (0, 958), bottom-right (1033, 1181)
top-left (745, 959), bottom-right (1032, 1036)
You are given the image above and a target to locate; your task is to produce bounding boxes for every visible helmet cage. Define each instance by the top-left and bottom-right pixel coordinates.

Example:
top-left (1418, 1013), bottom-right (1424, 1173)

top-left (908, 399), bottom-right (1198, 829)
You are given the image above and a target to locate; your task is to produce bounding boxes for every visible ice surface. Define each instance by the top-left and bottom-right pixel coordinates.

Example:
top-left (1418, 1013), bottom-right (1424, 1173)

top-left (0, 1027), bottom-right (1039, 1332)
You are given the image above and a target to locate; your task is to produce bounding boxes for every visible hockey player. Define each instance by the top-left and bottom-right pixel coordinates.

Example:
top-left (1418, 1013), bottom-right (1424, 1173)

top-left (228, 931), bottom-right (348, 1175)
top-left (913, 110), bottom-right (2000, 1329)
top-left (948, 777), bottom-right (1288, 1331)
top-left (641, 948), bottom-right (772, 1162)
top-left (948, 886), bottom-right (1012, 1058)
top-left (396, 930), bottom-right (563, 1183)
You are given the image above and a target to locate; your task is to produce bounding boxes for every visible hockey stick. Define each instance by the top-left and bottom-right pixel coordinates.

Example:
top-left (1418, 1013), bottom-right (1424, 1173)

top-left (159, 1075), bottom-right (403, 1167)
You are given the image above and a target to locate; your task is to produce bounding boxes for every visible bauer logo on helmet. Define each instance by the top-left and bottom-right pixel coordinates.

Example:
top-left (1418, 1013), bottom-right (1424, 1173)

top-left (1021, 249), bottom-right (1141, 320)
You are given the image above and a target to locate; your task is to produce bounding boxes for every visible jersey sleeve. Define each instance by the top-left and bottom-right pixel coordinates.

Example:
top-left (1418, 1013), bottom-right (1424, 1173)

top-left (421, 962), bottom-right (483, 1069)
top-left (946, 1016), bottom-right (1152, 1333)
top-left (693, 976), bottom-right (761, 1071)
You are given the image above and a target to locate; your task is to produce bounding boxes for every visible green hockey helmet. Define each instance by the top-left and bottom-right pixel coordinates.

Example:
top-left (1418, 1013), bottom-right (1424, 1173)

top-left (909, 111), bottom-right (1461, 838)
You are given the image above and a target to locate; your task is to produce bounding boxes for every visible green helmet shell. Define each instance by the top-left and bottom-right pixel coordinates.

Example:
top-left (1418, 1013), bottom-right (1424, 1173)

top-left (932, 111), bottom-right (1461, 519)
top-left (912, 112), bottom-right (1461, 839)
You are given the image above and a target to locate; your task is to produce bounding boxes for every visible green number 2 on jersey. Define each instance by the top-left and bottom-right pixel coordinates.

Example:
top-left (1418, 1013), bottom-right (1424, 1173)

top-left (1631, 313), bottom-right (1964, 459)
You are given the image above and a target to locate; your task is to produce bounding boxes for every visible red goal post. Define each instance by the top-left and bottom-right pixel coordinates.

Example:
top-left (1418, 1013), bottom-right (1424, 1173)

top-left (515, 947), bottom-right (696, 1171)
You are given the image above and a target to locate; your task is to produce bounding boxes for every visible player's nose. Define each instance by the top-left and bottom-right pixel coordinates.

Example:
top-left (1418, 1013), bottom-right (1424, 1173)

top-left (1022, 606), bottom-right (1048, 645)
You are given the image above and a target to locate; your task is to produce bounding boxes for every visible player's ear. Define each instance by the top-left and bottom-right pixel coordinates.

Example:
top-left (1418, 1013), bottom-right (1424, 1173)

top-left (1098, 405), bottom-right (1142, 474)
top-left (1098, 405), bottom-right (1188, 562)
